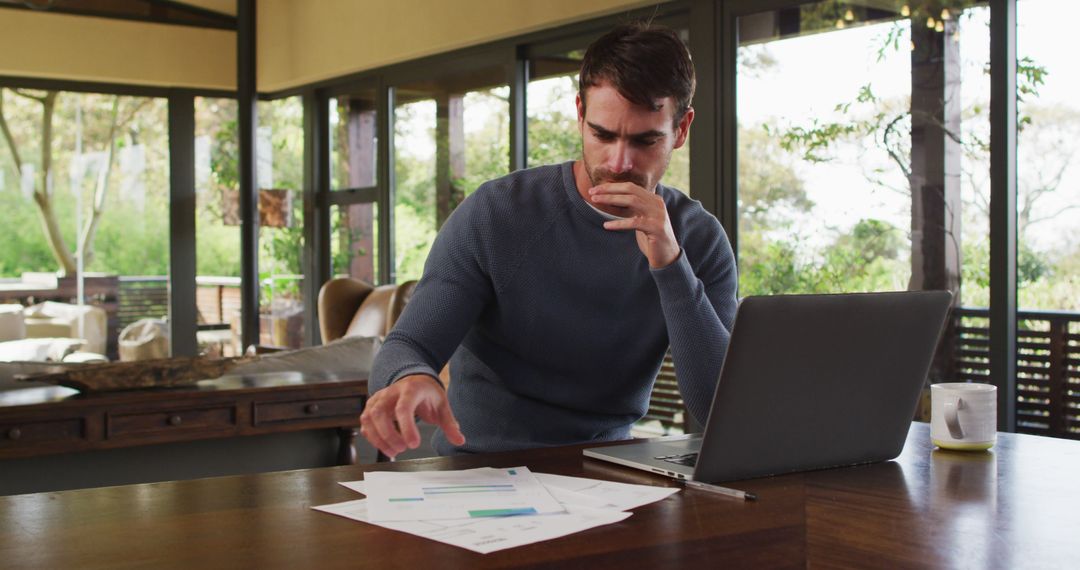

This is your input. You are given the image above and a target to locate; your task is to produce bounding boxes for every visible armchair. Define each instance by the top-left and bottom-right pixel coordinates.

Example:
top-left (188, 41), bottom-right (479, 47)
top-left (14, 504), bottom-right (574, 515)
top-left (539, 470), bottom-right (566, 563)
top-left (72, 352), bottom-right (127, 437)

top-left (317, 278), bottom-right (418, 343)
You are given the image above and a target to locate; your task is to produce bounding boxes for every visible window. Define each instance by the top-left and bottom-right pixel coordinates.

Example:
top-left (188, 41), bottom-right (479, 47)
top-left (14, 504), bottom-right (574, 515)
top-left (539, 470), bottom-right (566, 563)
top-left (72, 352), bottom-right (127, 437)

top-left (0, 88), bottom-right (168, 358)
top-left (194, 96), bottom-right (241, 356)
top-left (330, 88), bottom-right (380, 283)
top-left (255, 96), bottom-right (305, 348)
top-left (735, 2), bottom-right (988, 304)
top-left (392, 66), bottom-right (510, 282)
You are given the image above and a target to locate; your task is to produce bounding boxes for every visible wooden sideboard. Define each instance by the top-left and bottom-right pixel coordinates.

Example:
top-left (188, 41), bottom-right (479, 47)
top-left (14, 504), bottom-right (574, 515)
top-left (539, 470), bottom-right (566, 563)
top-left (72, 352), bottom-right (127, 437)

top-left (0, 372), bottom-right (367, 495)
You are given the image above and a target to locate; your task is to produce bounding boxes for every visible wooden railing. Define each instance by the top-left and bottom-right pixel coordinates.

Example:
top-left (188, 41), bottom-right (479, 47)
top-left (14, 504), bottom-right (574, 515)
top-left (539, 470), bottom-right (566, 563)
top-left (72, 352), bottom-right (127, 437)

top-left (117, 276), bottom-right (169, 330)
top-left (949, 307), bottom-right (1080, 440)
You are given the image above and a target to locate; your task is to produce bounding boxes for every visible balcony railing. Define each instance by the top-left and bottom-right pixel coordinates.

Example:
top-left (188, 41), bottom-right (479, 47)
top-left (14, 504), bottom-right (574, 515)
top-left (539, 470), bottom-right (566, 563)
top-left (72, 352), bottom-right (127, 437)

top-left (949, 307), bottom-right (1080, 439)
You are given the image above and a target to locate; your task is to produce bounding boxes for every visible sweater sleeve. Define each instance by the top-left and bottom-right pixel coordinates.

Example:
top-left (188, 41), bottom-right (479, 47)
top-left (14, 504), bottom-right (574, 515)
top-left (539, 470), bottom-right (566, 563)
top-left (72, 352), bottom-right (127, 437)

top-left (369, 190), bottom-right (495, 393)
top-left (650, 216), bottom-right (738, 426)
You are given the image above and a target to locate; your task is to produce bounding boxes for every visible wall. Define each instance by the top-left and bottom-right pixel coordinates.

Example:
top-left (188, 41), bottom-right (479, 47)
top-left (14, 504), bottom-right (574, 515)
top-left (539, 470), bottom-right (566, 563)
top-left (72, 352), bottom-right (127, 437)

top-left (0, 0), bottom-right (664, 92)
top-left (257, 0), bottom-right (663, 92)
top-left (0, 9), bottom-right (235, 90)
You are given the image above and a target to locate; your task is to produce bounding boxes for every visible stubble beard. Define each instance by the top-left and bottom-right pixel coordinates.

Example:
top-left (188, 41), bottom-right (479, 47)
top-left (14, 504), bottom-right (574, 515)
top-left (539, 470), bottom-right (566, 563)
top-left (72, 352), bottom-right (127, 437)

top-left (582, 152), bottom-right (672, 194)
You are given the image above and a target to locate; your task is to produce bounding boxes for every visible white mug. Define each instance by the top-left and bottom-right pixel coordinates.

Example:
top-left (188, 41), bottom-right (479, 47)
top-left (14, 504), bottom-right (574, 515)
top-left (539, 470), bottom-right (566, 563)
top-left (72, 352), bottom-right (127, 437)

top-left (930, 383), bottom-right (997, 451)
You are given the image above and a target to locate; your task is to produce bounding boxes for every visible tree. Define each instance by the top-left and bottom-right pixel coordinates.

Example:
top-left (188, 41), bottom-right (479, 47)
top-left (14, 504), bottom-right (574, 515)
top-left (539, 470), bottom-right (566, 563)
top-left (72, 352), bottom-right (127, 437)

top-left (766, 11), bottom-right (1071, 307)
top-left (0, 88), bottom-right (147, 276)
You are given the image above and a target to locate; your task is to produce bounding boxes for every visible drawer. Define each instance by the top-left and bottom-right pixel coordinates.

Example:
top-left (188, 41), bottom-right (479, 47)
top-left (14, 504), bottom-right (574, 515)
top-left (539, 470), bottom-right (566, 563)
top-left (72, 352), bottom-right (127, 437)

top-left (0, 418), bottom-right (85, 448)
top-left (254, 396), bottom-right (364, 425)
top-left (107, 405), bottom-right (237, 439)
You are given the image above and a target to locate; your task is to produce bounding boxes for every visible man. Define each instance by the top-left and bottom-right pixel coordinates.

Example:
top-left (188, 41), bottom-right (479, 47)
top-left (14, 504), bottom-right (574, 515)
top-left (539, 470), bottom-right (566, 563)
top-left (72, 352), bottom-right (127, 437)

top-left (360, 23), bottom-right (738, 458)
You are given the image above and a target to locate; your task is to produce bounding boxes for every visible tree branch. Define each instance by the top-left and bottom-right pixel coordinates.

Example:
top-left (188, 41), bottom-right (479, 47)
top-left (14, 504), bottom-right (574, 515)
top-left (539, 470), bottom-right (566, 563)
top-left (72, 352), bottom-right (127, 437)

top-left (1026, 204), bottom-right (1080, 227)
top-left (0, 89), bottom-right (25, 171)
top-left (11, 88), bottom-right (47, 103)
top-left (79, 95), bottom-right (122, 263)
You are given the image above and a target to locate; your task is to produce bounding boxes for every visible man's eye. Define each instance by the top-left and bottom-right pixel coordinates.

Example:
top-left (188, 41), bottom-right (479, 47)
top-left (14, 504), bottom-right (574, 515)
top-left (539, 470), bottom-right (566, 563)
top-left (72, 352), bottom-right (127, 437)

top-left (593, 131), bottom-right (616, 141)
top-left (633, 138), bottom-right (659, 147)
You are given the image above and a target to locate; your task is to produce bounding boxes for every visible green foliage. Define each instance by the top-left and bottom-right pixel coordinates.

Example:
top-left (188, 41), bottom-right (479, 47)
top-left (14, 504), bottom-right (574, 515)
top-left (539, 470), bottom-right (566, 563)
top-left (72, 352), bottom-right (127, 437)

top-left (0, 189), bottom-right (55, 275)
top-left (740, 218), bottom-right (908, 297)
top-left (527, 77), bottom-right (581, 167)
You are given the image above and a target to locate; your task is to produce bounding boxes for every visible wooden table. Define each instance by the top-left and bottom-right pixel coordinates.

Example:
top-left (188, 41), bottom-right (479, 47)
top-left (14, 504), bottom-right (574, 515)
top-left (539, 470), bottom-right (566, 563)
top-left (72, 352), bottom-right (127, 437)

top-left (0, 372), bottom-right (367, 495)
top-left (1, 422), bottom-right (1077, 569)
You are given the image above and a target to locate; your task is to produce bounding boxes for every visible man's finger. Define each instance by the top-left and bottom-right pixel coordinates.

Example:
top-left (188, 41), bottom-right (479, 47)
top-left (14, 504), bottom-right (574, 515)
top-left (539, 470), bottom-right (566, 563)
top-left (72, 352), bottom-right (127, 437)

top-left (437, 399), bottom-right (466, 446)
top-left (359, 419), bottom-right (395, 459)
top-left (394, 392), bottom-right (423, 449)
top-left (602, 217), bottom-right (644, 232)
top-left (589, 181), bottom-right (648, 196)
top-left (590, 193), bottom-right (639, 209)
top-left (367, 403), bottom-right (408, 457)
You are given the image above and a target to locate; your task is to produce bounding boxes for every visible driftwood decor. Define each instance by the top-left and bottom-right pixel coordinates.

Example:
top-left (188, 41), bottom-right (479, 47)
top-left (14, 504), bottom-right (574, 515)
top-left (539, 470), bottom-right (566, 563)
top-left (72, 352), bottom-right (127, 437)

top-left (16, 356), bottom-right (255, 392)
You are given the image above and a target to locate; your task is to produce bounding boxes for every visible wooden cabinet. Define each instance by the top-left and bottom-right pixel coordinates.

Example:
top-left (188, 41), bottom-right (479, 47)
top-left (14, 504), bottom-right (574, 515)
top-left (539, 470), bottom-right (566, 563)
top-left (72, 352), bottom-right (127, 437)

top-left (0, 372), bottom-right (366, 462)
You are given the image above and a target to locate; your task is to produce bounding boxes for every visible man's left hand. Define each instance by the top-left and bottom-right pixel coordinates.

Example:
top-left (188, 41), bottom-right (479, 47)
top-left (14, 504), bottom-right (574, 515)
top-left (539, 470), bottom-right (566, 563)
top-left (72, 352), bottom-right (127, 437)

top-left (589, 182), bottom-right (680, 268)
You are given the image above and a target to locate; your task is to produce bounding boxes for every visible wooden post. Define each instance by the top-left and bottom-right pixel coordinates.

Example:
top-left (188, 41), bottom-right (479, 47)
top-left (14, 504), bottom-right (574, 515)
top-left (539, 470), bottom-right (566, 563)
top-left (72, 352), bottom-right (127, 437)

top-left (436, 93), bottom-right (465, 229)
top-left (346, 98), bottom-right (376, 283)
top-left (910, 20), bottom-right (962, 385)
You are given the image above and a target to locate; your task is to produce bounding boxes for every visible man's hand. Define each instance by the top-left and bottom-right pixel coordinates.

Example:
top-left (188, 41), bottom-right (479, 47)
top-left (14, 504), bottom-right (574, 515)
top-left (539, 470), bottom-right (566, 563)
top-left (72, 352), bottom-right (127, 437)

top-left (589, 182), bottom-right (680, 268)
top-left (359, 374), bottom-right (465, 459)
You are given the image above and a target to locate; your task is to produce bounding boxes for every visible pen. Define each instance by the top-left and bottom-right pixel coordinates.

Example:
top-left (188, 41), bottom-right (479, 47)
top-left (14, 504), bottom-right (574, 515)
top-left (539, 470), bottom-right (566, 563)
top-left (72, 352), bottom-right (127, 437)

top-left (682, 479), bottom-right (758, 501)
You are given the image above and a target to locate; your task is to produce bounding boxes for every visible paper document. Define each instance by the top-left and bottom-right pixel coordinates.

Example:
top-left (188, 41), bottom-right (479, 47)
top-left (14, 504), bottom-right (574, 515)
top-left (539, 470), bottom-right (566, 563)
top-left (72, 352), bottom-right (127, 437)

top-left (315, 469), bottom-right (679, 554)
top-left (313, 499), bottom-right (629, 555)
top-left (534, 472), bottom-right (679, 511)
top-left (341, 472), bottom-right (677, 512)
top-left (364, 466), bottom-right (564, 522)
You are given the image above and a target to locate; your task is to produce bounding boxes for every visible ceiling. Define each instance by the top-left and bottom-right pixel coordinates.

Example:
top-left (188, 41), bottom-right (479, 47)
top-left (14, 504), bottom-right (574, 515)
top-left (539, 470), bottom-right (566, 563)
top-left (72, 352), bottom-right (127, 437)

top-left (0, 0), bottom-right (236, 28)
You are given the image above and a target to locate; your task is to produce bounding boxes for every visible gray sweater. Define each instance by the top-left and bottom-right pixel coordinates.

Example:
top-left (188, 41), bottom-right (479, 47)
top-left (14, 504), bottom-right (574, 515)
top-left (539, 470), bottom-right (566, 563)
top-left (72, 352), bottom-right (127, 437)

top-left (370, 161), bottom-right (738, 454)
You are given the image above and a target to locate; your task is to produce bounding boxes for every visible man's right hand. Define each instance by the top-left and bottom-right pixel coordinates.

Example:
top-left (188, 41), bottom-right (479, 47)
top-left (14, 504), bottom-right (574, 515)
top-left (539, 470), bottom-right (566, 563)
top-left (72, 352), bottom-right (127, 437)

top-left (359, 374), bottom-right (465, 459)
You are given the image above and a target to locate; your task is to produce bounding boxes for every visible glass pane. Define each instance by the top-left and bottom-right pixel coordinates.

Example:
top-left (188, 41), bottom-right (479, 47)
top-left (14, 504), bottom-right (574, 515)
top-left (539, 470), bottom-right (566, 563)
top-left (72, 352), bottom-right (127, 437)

top-left (1016, 0), bottom-right (1080, 437)
top-left (194, 96), bottom-right (241, 357)
top-left (736, 2), bottom-right (986, 296)
top-left (330, 89), bottom-right (378, 190)
top-left (256, 97), bottom-right (305, 348)
top-left (527, 71), bottom-right (581, 167)
top-left (393, 68), bottom-right (509, 283)
top-left (735, 2), bottom-right (990, 419)
top-left (331, 202), bottom-right (379, 282)
top-left (0, 90), bottom-right (169, 360)
top-left (1018, 1), bottom-right (1080, 312)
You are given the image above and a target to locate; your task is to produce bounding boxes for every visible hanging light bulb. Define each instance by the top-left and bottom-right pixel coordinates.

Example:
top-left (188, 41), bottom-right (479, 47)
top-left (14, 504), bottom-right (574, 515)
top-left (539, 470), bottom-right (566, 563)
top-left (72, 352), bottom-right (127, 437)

top-left (941, 8), bottom-right (953, 20)
top-left (901, 4), bottom-right (911, 17)
top-left (844, 8), bottom-right (855, 21)
top-left (935, 20), bottom-right (944, 32)
top-left (952, 30), bottom-right (961, 43)
top-left (927, 16), bottom-right (936, 28)
top-left (836, 18), bottom-right (847, 29)
top-left (910, 40), bottom-right (917, 51)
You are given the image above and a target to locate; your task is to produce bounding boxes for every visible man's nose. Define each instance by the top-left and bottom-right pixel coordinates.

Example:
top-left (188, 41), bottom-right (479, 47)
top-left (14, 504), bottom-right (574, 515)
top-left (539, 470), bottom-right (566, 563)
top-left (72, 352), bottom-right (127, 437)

top-left (607, 142), bottom-right (633, 173)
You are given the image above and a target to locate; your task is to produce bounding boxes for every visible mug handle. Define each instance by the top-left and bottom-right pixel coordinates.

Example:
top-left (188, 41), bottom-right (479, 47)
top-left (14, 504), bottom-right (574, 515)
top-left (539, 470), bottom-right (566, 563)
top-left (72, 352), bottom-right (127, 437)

top-left (944, 397), bottom-right (965, 439)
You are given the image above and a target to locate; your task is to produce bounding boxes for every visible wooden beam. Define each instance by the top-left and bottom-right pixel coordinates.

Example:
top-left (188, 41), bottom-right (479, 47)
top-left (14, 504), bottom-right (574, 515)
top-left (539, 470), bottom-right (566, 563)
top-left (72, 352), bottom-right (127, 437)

top-left (0, 0), bottom-right (236, 29)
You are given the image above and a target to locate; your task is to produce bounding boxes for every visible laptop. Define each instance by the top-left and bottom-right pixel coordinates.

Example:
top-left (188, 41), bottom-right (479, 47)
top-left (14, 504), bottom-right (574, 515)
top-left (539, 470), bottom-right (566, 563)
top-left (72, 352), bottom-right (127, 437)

top-left (584, 290), bottom-right (953, 483)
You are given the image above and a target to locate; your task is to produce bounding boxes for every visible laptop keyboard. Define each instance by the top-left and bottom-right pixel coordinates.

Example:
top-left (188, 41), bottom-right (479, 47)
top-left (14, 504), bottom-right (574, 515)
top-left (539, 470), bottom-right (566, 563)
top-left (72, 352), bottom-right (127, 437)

top-left (656, 453), bottom-right (698, 467)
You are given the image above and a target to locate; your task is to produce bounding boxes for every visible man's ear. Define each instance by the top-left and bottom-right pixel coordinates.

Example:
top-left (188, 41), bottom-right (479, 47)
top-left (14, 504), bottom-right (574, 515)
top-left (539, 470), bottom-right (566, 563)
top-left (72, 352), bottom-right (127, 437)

top-left (576, 92), bottom-right (586, 125)
top-left (673, 107), bottom-right (694, 150)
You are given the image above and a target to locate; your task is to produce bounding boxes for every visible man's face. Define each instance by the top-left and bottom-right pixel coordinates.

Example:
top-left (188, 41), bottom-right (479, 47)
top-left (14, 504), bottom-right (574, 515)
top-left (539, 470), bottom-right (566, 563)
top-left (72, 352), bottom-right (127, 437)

top-left (577, 82), bottom-right (692, 193)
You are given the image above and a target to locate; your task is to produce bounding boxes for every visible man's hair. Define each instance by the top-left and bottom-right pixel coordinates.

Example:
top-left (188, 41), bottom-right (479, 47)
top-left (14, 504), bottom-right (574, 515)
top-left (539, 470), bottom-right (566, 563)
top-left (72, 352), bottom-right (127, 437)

top-left (578, 22), bottom-right (696, 124)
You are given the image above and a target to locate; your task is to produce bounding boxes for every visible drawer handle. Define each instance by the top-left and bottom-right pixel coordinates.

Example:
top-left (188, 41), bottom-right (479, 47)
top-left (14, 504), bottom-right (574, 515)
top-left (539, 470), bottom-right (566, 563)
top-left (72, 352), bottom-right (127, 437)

top-left (168, 415), bottom-right (183, 426)
top-left (305, 403), bottom-right (320, 415)
top-left (7, 428), bottom-right (21, 440)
